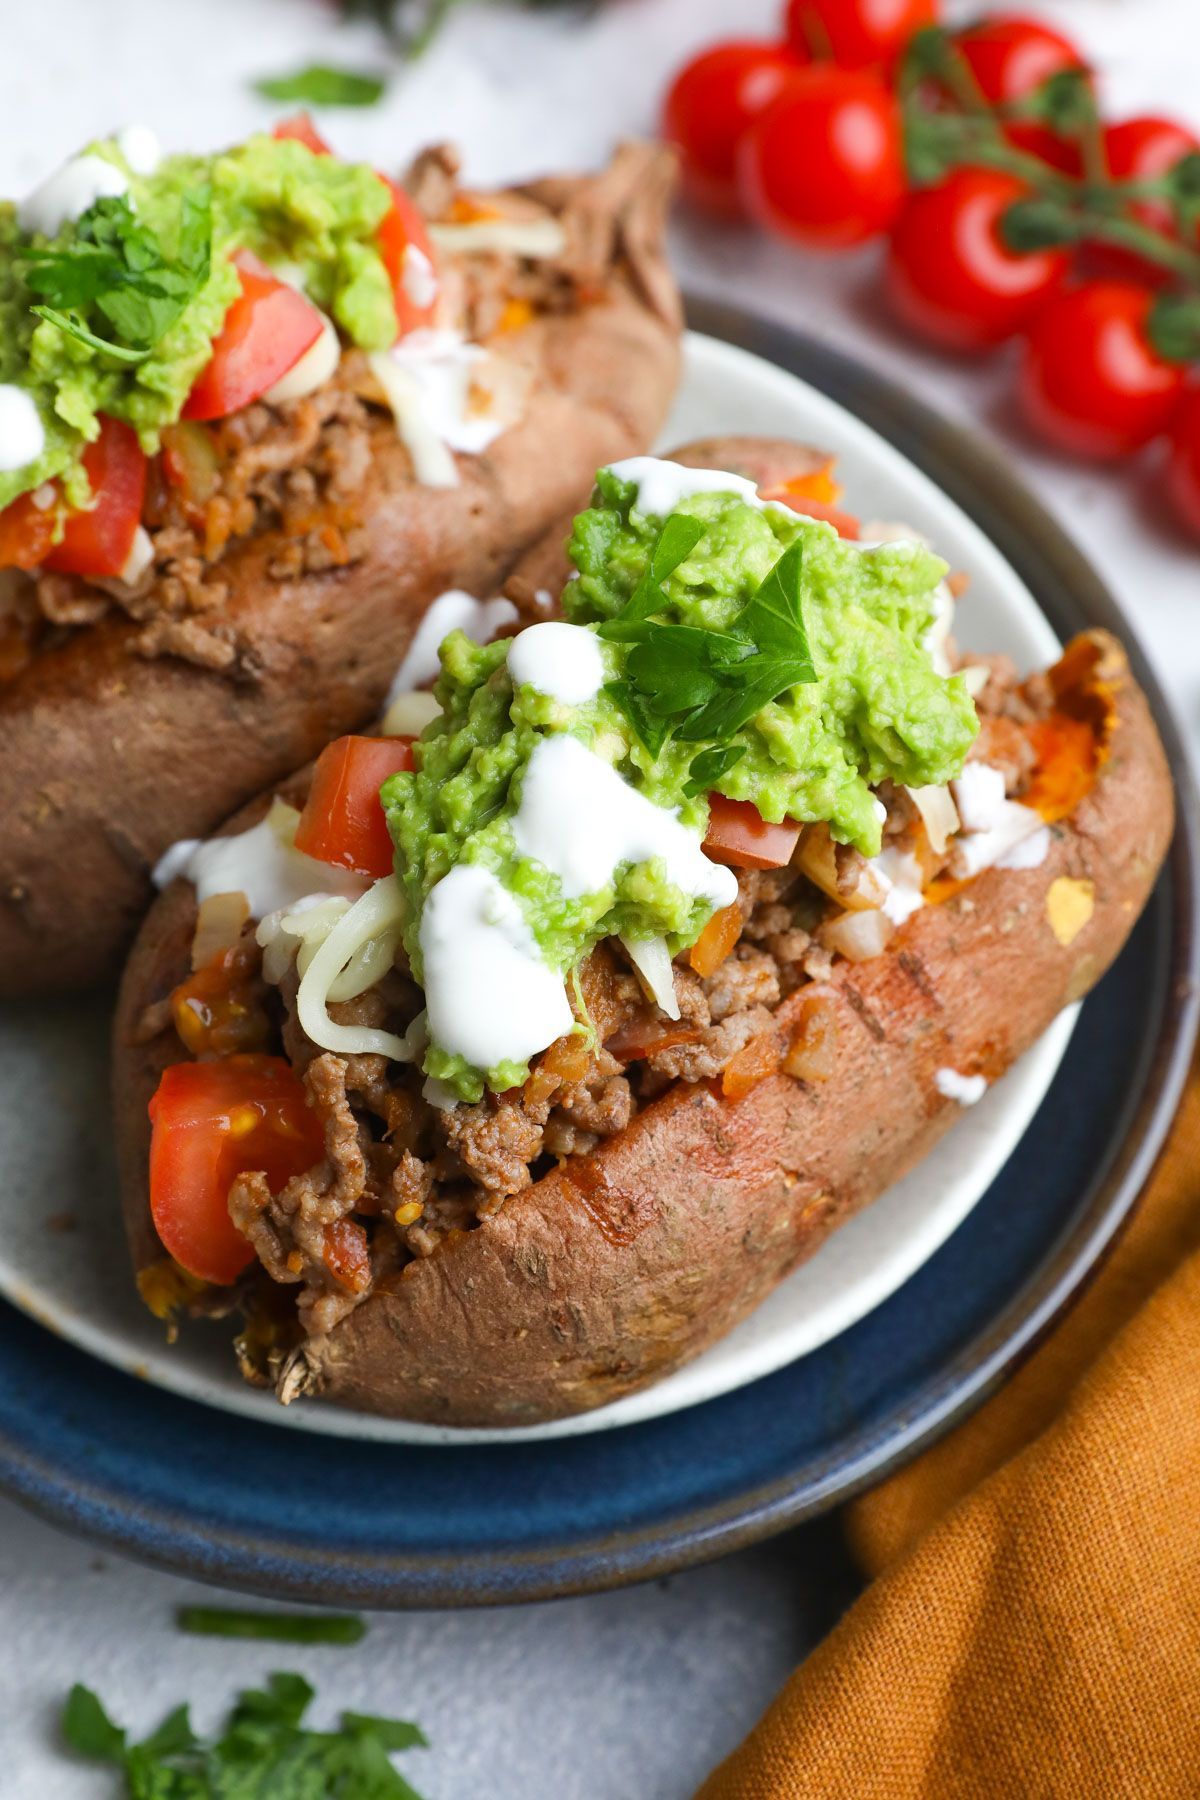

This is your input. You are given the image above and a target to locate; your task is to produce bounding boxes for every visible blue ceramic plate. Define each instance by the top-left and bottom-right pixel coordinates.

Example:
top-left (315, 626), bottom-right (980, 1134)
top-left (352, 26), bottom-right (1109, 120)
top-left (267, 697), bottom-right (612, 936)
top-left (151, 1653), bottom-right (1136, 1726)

top-left (0, 303), bottom-right (1196, 1606)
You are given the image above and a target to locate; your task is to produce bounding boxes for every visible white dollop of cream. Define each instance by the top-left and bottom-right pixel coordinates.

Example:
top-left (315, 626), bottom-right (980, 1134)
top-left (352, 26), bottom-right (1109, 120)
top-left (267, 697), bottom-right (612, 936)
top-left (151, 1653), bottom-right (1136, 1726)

top-left (507, 622), bottom-right (603, 706)
top-left (513, 734), bottom-right (737, 909)
top-left (386, 589), bottom-right (518, 700)
top-left (264, 311), bottom-right (340, 405)
top-left (935, 1067), bottom-right (988, 1106)
top-left (116, 124), bottom-right (161, 175)
top-left (371, 329), bottom-right (514, 491)
top-left (19, 153), bottom-right (128, 236)
top-left (401, 243), bottom-right (439, 311)
top-left (419, 863), bottom-right (572, 1072)
top-left (0, 386), bottom-right (45, 472)
top-left (153, 816), bottom-right (367, 919)
top-left (606, 456), bottom-right (764, 520)
top-left (951, 763), bottom-right (1049, 876)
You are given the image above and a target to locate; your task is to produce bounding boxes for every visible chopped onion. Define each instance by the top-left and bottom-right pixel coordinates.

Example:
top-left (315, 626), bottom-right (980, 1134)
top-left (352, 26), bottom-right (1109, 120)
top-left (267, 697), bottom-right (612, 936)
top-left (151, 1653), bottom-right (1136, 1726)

top-left (381, 688), bottom-right (442, 738)
top-left (191, 890), bottom-right (249, 971)
top-left (905, 783), bottom-right (960, 856)
top-left (960, 663), bottom-right (991, 698)
top-left (296, 877), bottom-right (414, 1060)
top-left (796, 823), bottom-right (892, 912)
top-left (620, 934), bottom-right (680, 1019)
top-left (428, 217), bottom-right (567, 259)
top-left (119, 525), bottom-right (154, 586)
top-left (819, 907), bottom-right (895, 963)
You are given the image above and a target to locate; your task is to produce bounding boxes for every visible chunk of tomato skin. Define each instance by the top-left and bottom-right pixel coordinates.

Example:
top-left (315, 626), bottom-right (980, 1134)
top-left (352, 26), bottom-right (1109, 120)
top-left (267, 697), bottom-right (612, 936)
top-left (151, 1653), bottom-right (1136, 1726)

top-left (0, 486), bottom-right (58, 571)
top-left (183, 252), bottom-right (325, 423)
top-left (703, 794), bottom-right (801, 871)
top-left (377, 176), bottom-right (439, 336)
top-left (294, 735), bottom-right (415, 878)
top-left (43, 417), bottom-right (148, 579)
top-left (148, 1055), bottom-right (325, 1286)
top-left (272, 113), bottom-right (333, 156)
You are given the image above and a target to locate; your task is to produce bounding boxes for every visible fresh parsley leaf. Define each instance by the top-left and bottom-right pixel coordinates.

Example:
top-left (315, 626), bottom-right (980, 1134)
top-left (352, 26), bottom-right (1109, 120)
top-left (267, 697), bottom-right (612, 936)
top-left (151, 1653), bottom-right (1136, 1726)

top-left (60, 1671), bottom-right (430, 1797)
top-left (598, 512), bottom-right (706, 642)
top-left (604, 679), bottom-right (672, 757)
top-left (62, 1685), bottom-right (126, 1760)
top-left (672, 539), bottom-right (816, 740)
top-left (24, 189), bottom-right (213, 362)
top-left (177, 1605), bottom-right (367, 1645)
top-left (682, 743), bottom-right (746, 798)
top-left (255, 64), bottom-right (387, 106)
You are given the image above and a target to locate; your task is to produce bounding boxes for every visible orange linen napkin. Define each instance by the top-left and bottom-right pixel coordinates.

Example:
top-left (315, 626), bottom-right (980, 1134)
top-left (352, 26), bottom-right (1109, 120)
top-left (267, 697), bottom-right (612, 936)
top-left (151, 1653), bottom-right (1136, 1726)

top-left (698, 1059), bottom-right (1200, 1800)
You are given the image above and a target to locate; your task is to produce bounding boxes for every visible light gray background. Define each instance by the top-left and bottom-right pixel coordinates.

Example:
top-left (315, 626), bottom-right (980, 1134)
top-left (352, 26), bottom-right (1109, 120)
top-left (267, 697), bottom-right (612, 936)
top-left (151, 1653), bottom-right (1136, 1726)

top-left (3, 0), bottom-right (1199, 1793)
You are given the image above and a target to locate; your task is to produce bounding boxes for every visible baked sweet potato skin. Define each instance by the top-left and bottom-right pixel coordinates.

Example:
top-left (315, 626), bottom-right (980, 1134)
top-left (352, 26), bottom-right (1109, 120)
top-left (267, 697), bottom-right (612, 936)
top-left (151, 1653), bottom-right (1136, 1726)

top-left (0, 148), bottom-right (682, 997)
top-left (112, 622), bottom-right (1173, 1427)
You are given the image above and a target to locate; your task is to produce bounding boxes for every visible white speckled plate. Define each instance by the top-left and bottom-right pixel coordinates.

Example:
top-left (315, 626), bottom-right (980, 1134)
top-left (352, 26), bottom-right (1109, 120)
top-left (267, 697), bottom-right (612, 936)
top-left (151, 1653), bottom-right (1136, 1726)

top-left (0, 329), bottom-right (1075, 1445)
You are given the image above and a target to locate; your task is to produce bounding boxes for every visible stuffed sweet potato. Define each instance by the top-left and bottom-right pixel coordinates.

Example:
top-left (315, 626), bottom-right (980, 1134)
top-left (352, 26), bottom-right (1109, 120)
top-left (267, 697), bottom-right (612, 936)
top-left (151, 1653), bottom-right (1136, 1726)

top-left (112, 441), bottom-right (1173, 1427)
top-left (0, 130), bottom-right (681, 995)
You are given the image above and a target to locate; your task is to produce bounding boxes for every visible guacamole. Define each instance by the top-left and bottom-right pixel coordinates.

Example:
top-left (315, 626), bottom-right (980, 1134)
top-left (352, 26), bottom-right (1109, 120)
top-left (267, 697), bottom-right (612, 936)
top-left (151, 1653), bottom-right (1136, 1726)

top-left (0, 133), bottom-right (397, 511)
top-left (382, 474), bottom-right (978, 1102)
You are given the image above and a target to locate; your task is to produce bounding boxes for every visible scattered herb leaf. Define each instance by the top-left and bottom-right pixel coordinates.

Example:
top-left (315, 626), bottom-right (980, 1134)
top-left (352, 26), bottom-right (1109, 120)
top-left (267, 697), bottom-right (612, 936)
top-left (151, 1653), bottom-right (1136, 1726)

top-left (682, 743), bottom-right (746, 798)
top-left (62, 1671), bottom-right (429, 1798)
top-left (254, 64), bottom-right (387, 106)
top-left (24, 190), bottom-right (213, 363)
top-left (598, 512), bottom-right (706, 642)
top-left (177, 1605), bottom-right (367, 1645)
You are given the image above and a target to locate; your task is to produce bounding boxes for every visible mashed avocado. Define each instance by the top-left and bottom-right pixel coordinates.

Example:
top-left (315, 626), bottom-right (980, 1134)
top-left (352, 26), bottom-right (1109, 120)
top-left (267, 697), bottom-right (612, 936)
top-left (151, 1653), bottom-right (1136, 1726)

top-left (0, 133), bottom-right (395, 510)
top-left (382, 474), bottom-right (978, 1102)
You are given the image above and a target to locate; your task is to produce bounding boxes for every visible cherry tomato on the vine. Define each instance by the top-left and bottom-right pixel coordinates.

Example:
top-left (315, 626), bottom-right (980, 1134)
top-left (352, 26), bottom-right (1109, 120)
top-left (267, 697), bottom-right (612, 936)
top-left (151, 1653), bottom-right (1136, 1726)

top-left (1165, 387), bottom-right (1200, 539)
top-left (885, 167), bottom-right (1069, 352)
top-left (785, 0), bottom-right (938, 71)
top-left (956, 15), bottom-right (1088, 174)
top-left (738, 66), bottom-right (905, 250)
top-left (1088, 116), bottom-right (1200, 285)
top-left (1019, 281), bottom-right (1186, 460)
top-left (662, 40), bottom-right (806, 217)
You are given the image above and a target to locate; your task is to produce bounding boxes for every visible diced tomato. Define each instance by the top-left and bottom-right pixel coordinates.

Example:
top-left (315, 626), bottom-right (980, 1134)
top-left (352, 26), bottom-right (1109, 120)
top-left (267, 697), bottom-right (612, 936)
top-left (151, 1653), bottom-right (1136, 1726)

top-left (605, 1015), bottom-right (706, 1063)
top-left (322, 1217), bottom-right (372, 1292)
top-left (688, 902), bottom-right (743, 978)
top-left (183, 251), bottom-right (325, 423)
top-left (703, 794), bottom-right (801, 870)
top-left (721, 1031), bottom-right (782, 1101)
top-left (0, 486), bottom-right (59, 572)
top-left (35, 416), bottom-right (147, 579)
top-left (760, 480), bottom-right (860, 538)
top-left (272, 113), bottom-right (333, 156)
top-left (148, 1056), bottom-right (326, 1285)
top-left (377, 176), bottom-right (440, 337)
top-left (293, 735), bottom-right (414, 878)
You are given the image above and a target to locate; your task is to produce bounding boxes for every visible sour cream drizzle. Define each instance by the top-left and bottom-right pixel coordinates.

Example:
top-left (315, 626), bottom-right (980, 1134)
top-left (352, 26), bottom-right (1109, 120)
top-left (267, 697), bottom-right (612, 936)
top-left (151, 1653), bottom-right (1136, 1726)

top-left (0, 386), bottom-right (45, 471)
top-left (154, 816), bottom-right (366, 918)
top-left (513, 734), bottom-right (737, 908)
top-left (507, 621), bottom-right (603, 705)
top-left (386, 589), bottom-right (518, 699)
top-left (935, 1067), bottom-right (988, 1106)
top-left (952, 763), bottom-right (1050, 875)
top-left (19, 153), bottom-right (128, 237)
top-left (419, 864), bottom-right (573, 1071)
top-left (115, 124), bottom-right (161, 175)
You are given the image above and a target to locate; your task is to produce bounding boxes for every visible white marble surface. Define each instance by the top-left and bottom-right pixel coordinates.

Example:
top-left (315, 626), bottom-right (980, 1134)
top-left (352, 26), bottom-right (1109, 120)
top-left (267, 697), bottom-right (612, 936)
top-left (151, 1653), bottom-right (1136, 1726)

top-left (3, 0), bottom-right (1200, 1793)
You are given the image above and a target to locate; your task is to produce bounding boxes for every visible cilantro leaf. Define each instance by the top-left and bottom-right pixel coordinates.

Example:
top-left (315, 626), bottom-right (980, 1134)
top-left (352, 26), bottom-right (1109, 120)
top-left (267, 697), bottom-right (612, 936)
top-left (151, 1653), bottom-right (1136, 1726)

top-left (24, 189), bottom-right (213, 362)
top-left (604, 679), bottom-right (672, 757)
top-left (177, 1605), bottom-right (367, 1645)
top-left (682, 743), bottom-right (746, 798)
top-left (255, 64), bottom-right (386, 106)
top-left (598, 512), bottom-right (706, 642)
top-left (59, 1672), bottom-right (429, 1798)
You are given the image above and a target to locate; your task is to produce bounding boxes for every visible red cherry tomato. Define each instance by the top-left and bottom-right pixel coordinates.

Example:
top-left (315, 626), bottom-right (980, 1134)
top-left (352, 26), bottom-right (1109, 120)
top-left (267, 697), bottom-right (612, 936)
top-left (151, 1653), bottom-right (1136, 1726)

top-left (377, 177), bottom-right (440, 337)
top-left (148, 1055), bottom-right (326, 1284)
top-left (662, 40), bottom-right (806, 217)
top-left (703, 795), bottom-right (801, 871)
top-left (1019, 281), bottom-right (1186, 460)
top-left (738, 66), bottom-right (905, 250)
top-left (1166, 387), bottom-right (1200, 539)
top-left (786, 0), bottom-right (939, 71)
top-left (886, 167), bottom-right (1069, 352)
top-left (184, 252), bottom-right (325, 422)
top-left (1090, 116), bottom-right (1200, 285)
top-left (271, 113), bottom-right (333, 156)
top-left (293, 735), bottom-right (415, 878)
top-left (957, 14), bottom-right (1088, 173)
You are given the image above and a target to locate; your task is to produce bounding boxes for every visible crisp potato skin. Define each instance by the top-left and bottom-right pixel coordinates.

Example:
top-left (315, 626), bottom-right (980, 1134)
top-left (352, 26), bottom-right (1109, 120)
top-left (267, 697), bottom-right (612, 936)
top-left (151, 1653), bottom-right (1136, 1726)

top-left (0, 162), bottom-right (682, 997)
top-left (113, 522), bottom-right (1173, 1424)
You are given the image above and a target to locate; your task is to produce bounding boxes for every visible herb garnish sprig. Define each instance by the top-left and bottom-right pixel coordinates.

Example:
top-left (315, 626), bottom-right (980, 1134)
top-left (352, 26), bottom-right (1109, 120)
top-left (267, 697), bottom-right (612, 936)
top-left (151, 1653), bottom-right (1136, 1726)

top-left (63, 1670), bottom-right (429, 1798)
top-left (601, 517), bottom-right (817, 779)
top-left (24, 190), bottom-right (213, 365)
